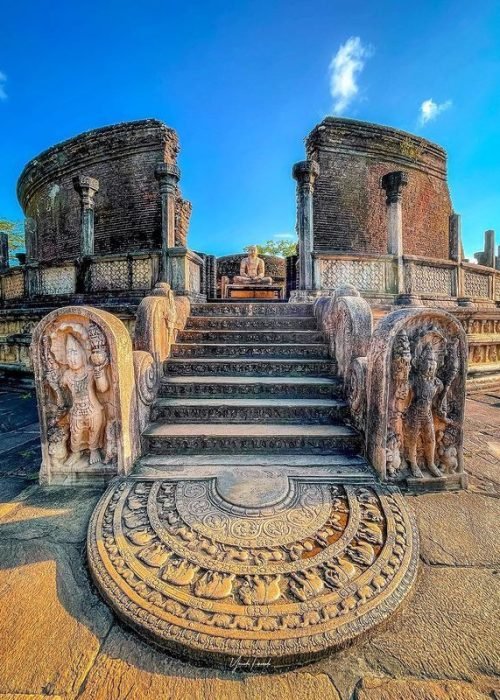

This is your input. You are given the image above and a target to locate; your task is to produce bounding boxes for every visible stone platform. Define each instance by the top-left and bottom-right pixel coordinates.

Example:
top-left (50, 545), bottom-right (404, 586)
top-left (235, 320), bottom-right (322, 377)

top-left (0, 389), bottom-right (499, 697)
top-left (87, 471), bottom-right (418, 668)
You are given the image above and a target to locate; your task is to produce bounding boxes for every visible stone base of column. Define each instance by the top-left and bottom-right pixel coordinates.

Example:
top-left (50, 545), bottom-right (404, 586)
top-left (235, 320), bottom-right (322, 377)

top-left (288, 289), bottom-right (330, 303)
top-left (394, 293), bottom-right (423, 307)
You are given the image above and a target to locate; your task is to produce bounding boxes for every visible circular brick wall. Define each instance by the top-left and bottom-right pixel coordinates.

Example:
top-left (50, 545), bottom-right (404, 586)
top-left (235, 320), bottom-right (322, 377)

top-left (306, 118), bottom-right (453, 260)
top-left (17, 120), bottom-right (179, 263)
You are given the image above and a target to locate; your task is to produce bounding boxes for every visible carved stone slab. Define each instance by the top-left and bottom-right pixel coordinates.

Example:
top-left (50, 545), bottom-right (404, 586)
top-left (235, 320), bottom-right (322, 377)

top-left (365, 308), bottom-right (468, 490)
top-left (31, 306), bottom-right (139, 485)
top-left (87, 474), bottom-right (418, 668)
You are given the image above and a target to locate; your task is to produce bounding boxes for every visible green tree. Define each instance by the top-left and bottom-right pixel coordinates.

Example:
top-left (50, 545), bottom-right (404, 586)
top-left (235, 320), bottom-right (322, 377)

top-left (0, 219), bottom-right (25, 264)
top-left (244, 237), bottom-right (297, 258)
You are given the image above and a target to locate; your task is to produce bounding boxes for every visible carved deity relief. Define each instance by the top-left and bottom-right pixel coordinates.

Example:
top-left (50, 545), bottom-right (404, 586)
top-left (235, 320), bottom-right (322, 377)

top-left (41, 320), bottom-right (115, 469)
top-left (384, 325), bottom-right (463, 481)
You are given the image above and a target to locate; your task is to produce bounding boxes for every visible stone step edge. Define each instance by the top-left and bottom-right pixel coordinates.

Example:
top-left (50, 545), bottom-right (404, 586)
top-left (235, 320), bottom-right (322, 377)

top-left (160, 376), bottom-right (341, 385)
top-left (153, 398), bottom-right (347, 407)
top-left (143, 423), bottom-right (358, 437)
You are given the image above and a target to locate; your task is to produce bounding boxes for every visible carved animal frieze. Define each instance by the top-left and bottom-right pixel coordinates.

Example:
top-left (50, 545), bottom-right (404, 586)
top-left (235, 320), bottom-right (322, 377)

top-left (87, 478), bottom-right (418, 667)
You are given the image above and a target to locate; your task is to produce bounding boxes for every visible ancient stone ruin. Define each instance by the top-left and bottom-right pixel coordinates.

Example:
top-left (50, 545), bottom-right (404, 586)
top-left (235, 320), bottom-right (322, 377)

top-left (0, 116), bottom-right (497, 669)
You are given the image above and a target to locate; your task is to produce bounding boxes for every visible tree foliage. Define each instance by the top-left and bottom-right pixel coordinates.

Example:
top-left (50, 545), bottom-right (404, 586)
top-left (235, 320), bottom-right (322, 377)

top-left (244, 237), bottom-right (297, 258)
top-left (0, 219), bottom-right (25, 263)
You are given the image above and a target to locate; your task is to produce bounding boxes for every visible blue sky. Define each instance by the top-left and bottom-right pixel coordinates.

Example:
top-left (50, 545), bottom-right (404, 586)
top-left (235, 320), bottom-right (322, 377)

top-left (0, 0), bottom-right (499, 259)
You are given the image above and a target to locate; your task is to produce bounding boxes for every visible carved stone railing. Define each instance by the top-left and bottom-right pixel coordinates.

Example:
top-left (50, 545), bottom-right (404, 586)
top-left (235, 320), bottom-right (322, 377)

top-left (318, 285), bottom-right (468, 492)
top-left (306, 252), bottom-right (499, 306)
top-left (30, 286), bottom-right (193, 484)
top-left (0, 252), bottom-right (161, 302)
top-left (134, 282), bottom-right (190, 364)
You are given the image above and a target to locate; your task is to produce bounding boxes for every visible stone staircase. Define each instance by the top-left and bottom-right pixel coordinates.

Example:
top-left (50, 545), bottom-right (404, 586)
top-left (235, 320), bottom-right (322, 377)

top-left (138, 302), bottom-right (372, 478)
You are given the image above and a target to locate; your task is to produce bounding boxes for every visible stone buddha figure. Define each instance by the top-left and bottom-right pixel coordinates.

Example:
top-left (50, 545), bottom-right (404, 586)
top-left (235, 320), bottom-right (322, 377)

top-left (233, 246), bottom-right (273, 285)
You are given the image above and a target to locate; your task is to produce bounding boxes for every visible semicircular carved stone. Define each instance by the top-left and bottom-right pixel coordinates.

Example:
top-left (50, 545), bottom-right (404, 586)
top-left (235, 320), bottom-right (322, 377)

top-left (31, 306), bottom-right (138, 485)
top-left (87, 476), bottom-right (419, 668)
top-left (365, 307), bottom-right (468, 490)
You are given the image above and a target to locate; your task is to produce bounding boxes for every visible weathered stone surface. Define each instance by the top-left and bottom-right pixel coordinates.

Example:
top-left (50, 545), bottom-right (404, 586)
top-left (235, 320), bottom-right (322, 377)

top-left (31, 306), bottom-right (139, 484)
top-left (463, 394), bottom-right (500, 496)
top-left (365, 307), bottom-right (467, 490)
top-left (0, 539), bottom-right (112, 697)
top-left (0, 486), bottom-right (102, 543)
top-left (360, 565), bottom-right (500, 684)
top-left (78, 626), bottom-right (341, 700)
top-left (87, 477), bottom-right (418, 668)
top-left (414, 492), bottom-right (500, 566)
top-left (355, 676), bottom-right (492, 700)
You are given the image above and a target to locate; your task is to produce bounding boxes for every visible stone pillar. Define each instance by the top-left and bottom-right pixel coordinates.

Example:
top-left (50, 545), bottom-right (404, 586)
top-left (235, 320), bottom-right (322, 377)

top-left (484, 230), bottom-right (495, 268)
top-left (292, 160), bottom-right (319, 290)
top-left (0, 232), bottom-right (9, 271)
top-left (73, 175), bottom-right (99, 257)
top-left (449, 213), bottom-right (462, 263)
top-left (155, 163), bottom-right (180, 283)
top-left (381, 171), bottom-right (408, 295)
top-left (24, 217), bottom-right (38, 263)
top-left (205, 254), bottom-right (217, 299)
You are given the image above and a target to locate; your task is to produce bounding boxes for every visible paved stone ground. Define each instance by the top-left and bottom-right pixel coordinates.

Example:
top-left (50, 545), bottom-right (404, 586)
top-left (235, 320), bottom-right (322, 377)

top-left (0, 387), bottom-right (498, 700)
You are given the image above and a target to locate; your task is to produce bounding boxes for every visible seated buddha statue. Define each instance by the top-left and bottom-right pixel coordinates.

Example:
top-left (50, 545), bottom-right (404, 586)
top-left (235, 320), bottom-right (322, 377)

top-left (232, 246), bottom-right (273, 285)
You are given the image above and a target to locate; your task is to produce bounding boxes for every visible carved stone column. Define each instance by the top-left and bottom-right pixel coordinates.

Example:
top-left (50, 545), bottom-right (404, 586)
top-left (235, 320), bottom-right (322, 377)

top-left (292, 160), bottom-right (319, 290)
top-left (73, 175), bottom-right (99, 257)
top-left (449, 213), bottom-right (462, 263)
top-left (0, 232), bottom-right (8, 271)
top-left (25, 217), bottom-right (38, 263)
top-left (382, 171), bottom-right (408, 296)
top-left (484, 229), bottom-right (495, 268)
top-left (155, 163), bottom-right (180, 282)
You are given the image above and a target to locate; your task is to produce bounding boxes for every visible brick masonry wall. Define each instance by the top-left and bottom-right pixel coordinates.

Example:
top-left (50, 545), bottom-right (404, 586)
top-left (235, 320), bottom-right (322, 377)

top-left (17, 120), bottom-right (180, 263)
top-left (307, 118), bottom-right (453, 260)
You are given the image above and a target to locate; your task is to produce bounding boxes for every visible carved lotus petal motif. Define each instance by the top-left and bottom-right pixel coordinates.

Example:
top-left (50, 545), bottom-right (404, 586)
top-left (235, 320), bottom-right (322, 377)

top-left (88, 478), bottom-right (418, 668)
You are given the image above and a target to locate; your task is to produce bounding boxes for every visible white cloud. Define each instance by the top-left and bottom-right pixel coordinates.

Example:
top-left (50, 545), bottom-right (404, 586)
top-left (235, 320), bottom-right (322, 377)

top-left (0, 71), bottom-right (7, 100)
top-left (273, 232), bottom-right (295, 240)
top-left (419, 98), bottom-right (452, 125)
top-left (329, 37), bottom-right (371, 115)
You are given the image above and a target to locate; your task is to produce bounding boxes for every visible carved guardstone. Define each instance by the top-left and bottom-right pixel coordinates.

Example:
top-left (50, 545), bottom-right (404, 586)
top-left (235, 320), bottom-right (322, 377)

top-left (365, 307), bottom-right (468, 492)
top-left (87, 474), bottom-right (418, 669)
top-left (31, 306), bottom-right (139, 485)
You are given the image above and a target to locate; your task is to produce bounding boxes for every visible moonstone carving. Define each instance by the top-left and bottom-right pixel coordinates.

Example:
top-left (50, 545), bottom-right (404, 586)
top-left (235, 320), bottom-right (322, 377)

top-left (87, 476), bottom-right (418, 668)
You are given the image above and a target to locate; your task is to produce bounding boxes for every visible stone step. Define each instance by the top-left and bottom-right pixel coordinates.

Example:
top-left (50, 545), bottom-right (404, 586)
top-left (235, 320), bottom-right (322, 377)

top-left (163, 358), bottom-right (336, 377)
top-left (151, 397), bottom-right (348, 424)
top-left (142, 422), bottom-right (361, 455)
top-left (134, 453), bottom-right (374, 481)
top-left (190, 302), bottom-right (314, 317)
top-left (170, 343), bottom-right (329, 360)
top-left (177, 329), bottom-right (325, 344)
top-left (185, 316), bottom-right (318, 331)
top-left (158, 375), bottom-right (343, 399)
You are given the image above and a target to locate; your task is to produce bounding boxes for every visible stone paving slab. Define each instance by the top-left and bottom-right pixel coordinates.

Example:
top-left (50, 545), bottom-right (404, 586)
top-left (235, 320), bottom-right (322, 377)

top-left (355, 677), bottom-right (493, 699)
top-left (0, 390), bottom-right (498, 699)
top-left (0, 538), bottom-right (112, 697)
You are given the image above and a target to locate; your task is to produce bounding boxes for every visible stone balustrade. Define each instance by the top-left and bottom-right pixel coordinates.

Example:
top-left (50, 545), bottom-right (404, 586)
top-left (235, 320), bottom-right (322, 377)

top-left (30, 284), bottom-right (190, 485)
top-left (316, 285), bottom-right (468, 492)
top-left (304, 252), bottom-right (500, 306)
